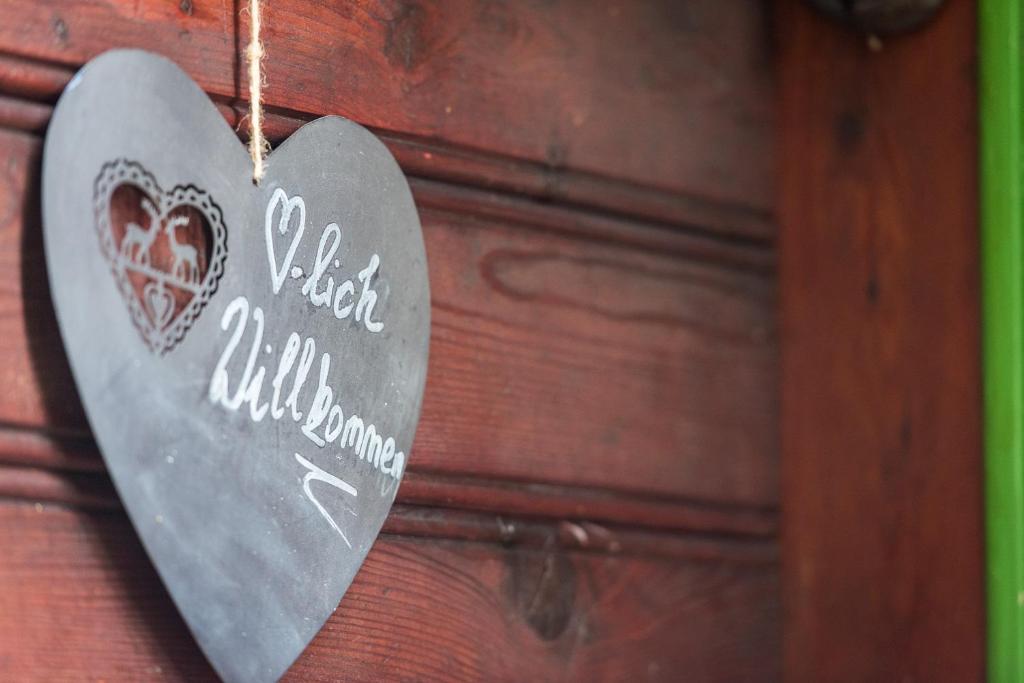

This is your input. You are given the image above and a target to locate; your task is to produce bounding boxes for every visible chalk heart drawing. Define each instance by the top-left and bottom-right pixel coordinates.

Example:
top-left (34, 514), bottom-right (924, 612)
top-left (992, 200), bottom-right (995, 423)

top-left (41, 51), bottom-right (430, 683)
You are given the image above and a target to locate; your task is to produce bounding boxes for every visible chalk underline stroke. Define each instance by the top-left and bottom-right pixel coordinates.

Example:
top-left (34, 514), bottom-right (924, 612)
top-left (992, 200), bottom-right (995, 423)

top-left (295, 452), bottom-right (357, 548)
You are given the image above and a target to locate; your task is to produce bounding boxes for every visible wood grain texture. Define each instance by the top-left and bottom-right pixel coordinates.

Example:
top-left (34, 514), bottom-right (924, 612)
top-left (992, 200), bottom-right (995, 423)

top-left (778, 0), bottom-right (984, 680)
top-left (0, 463), bottom-right (778, 562)
top-left (0, 75), bottom-right (777, 270)
top-left (0, 0), bottom-right (774, 229)
top-left (0, 500), bottom-right (780, 681)
top-left (0, 3), bottom-right (783, 679)
top-left (0, 126), bottom-right (778, 505)
top-left (0, 51), bottom-right (775, 243)
top-left (0, 78), bottom-right (776, 249)
top-left (0, 426), bottom-right (778, 537)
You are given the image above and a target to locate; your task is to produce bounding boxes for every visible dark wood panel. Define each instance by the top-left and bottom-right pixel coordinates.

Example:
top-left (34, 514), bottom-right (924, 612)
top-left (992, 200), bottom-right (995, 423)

top-left (778, 0), bottom-right (984, 680)
top-left (0, 79), bottom-right (776, 269)
top-left (0, 2), bottom-right (783, 681)
top-left (0, 0), bottom-right (774, 221)
top-left (0, 50), bottom-right (774, 242)
top-left (0, 80), bottom-right (776, 263)
top-left (0, 462), bottom-right (778, 561)
top-left (0, 127), bottom-right (778, 505)
top-left (0, 501), bottom-right (780, 681)
top-left (0, 92), bottom-right (50, 132)
top-left (0, 427), bottom-right (777, 536)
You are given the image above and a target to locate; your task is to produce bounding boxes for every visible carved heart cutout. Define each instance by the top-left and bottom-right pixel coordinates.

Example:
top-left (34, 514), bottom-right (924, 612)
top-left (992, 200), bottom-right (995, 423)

top-left (41, 50), bottom-right (430, 683)
top-left (142, 281), bottom-right (174, 328)
top-left (94, 160), bottom-right (227, 354)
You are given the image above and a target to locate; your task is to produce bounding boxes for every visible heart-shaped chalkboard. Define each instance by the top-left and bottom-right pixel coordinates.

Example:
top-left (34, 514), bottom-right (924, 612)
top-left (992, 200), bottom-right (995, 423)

top-left (42, 50), bottom-right (430, 682)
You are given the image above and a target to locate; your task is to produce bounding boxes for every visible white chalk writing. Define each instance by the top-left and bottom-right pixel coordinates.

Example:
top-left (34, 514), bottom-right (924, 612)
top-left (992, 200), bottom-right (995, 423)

top-left (208, 187), bottom-right (406, 545)
top-left (295, 453), bottom-right (357, 547)
top-left (209, 295), bottom-right (405, 480)
top-left (265, 188), bottom-right (384, 332)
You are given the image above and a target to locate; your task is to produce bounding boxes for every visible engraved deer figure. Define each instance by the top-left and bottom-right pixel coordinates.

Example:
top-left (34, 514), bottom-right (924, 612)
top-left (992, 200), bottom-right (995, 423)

top-left (120, 197), bottom-right (160, 266)
top-left (165, 214), bottom-right (200, 285)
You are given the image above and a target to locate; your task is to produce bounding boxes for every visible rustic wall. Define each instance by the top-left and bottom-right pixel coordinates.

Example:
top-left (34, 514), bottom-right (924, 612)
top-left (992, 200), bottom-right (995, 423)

top-left (0, 1), bottom-right (780, 679)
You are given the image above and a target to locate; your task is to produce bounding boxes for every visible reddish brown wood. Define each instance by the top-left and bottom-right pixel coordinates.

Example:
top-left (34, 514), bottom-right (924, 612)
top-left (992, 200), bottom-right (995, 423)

top-left (407, 177), bottom-right (773, 272)
top-left (0, 82), bottom-right (778, 258)
top-left (0, 52), bottom-right (71, 101)
top-left (0, 51), bottom-right (774, 241)
top-left (0, 462), bottom-right (777, 562)
top-left (0, 427), bottom-right (100, 472)
top-left (0, 93), bottom-right (50, 133)
top-left (0, 501), bottom-right (780, 681)
top-left (0, 126), bottom-right (778, 505)
top-left (396, 471), bottom-right (777, 537)
top-left (0, 430), bottom-right (778, 538)
top-left (0, 424), bottom-right (777, 536)
top-left (778, 0), bottom-right (984, 680)
top-left (0, 464), bottom-right (120, 510)
top-left (0, 0), bottom-right (774, 225)
top-left (0, 3), bottom-right (783, 679)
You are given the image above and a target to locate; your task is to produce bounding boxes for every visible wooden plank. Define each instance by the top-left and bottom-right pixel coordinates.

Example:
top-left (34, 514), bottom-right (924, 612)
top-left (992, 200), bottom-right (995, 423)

top-left (0, 86), bottom-right (776, 269)
top-left (0, 441), bottom-right (778, 537)
top-left (0, 52), bottom-right (775, 242)
top-left (0, 0), bottom-right (774, 222)
top-left (0, 501), bottom-right (780, 681)
top-left (0, 462), bottom-right (778, 560)
top-left (0, 431), bottom-right (778, 536)
top-left (0, 93), bottom-right (49, 133)
top-left (0, 127), bottom-right (778, 505)
top-left (777, 0), bottom-right (985, 680)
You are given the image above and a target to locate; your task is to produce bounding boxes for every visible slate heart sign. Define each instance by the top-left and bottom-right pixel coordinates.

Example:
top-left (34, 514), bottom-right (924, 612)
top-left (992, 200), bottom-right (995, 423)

top-left (42, 50), bottom-right (430, 682)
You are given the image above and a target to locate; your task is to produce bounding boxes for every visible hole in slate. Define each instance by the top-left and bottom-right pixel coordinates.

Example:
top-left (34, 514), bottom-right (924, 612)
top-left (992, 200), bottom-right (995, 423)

top-left (108, 184), bottom-right (214, 330)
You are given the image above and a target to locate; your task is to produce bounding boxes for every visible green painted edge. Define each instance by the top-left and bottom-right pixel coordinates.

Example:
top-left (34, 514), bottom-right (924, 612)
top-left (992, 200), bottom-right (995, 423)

top-left (983, 0), bottom-right (1024, 679)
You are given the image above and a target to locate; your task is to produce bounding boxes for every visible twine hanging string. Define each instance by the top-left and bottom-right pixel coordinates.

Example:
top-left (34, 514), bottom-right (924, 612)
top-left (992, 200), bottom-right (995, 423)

top-left (246, 0), bottom-right (268, 183)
